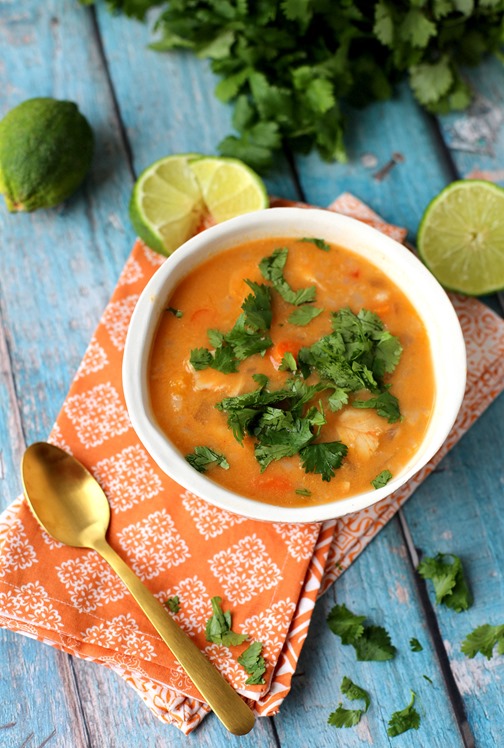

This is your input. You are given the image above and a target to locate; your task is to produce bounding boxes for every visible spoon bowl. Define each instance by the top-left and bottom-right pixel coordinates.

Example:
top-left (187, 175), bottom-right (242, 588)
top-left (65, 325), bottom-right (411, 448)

top-left (21, 441), bottom-right (255, 736)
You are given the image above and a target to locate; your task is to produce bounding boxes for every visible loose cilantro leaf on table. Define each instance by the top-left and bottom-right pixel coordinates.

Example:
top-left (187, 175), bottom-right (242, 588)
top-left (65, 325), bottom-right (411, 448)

top-left (185, 446), bottom-right (229, 473)
top-left (387, 691), bottom-right (421, 737)
top-left (461, 624), bottom-right (504, 660)
top-left (300, 237), bottom-right (330, 252)
top-left (205, 596), bottom-right (248, 647)
top-left (164, 596), bottom-right (180, 613)
top-left (410, 637), bottom-right (423, 653)
top-left (327, 603), bottom-right (396, 661)
top-left (237, 641), bottom-right (266, 685)
top-left (371, 469), bottom-right (392, 489)
top-left (328, 676), bottom-right (370, 729)
top-left (417, 553), bottom-right (472, 612)
top-left (288, 305), bottom-right (323, 326)
top-left (259, 247), bottom-right (316, 305)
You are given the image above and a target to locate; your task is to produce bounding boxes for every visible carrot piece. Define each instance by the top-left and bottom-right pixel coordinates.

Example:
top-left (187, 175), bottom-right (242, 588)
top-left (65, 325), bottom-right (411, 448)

top-left (253, 475), bottom-right (293, 494)
top-left (270, 339), bottom-right (302, 365)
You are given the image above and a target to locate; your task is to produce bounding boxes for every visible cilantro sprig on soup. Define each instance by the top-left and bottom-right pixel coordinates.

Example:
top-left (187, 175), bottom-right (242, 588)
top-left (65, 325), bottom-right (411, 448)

top-left (148, 237), bottom-right (435, 508)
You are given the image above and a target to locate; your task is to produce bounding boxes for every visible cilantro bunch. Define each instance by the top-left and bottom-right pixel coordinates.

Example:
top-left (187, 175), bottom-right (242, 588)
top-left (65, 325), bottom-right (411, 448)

top-left (89, 0), bottom-right (504, 170)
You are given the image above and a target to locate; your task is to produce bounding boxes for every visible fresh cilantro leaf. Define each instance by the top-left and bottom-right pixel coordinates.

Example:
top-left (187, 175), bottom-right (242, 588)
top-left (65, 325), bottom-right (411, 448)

top-left (341, 675), bottom-right (371, 711)
top-left (417, 553), bottom-right (473, 612)
top-left (328, 388), bottom-right (349, 412)
top-left (225, 314), bottom-right (273, 360)
top-left (352, 390), bottom-right (402, 423)
top-left (259, 247), bottom-right (316, 305)
top-left (241, 280), bottom-right (273, 330)
top-left (211, 345), bottom-right (240, 373)
top-left (254, 409), bottom-right (314, 470)
top-left (164, 596), bottom-right (180, 613)
top-left (327, 603), bottom-right (365, 645)
top-left (300, 442), bottom-right (348, 481)
top-left (327, 603), bottom-right (396, 660)
top-left (279, 351), bottom-right (297, 371)
top-left (252, 373), bottom-right (269, 388)
top-left (328, 676), bottom-right (370, 729)
top-left (387, 691), bottom-right (421, 737)
top-left (410, 637), bottom-right (423, 652)
top-left (205, 596), bottom-right (248, 647)
top-left (353, 625), bottom-right (396, 661)
top-left (189, 347), bottom-right (213, 370)
top-left (165, 306), bottom-right (183, 318)
top-left (185, 446), bottom-right (230, 473)
top-left (288, 306), bottom-right (324, 326)
top-left (295, 487), bottom-right (312, 497)
top-left (371, 469), bottom-right (392, 489)
top-left (237, 640), bottom-right (266, 685)
top-left (327, 705), bottom-right (362, 728)
top-left (299, 236), bottom-right (330, 251)
top-left (461, 624), bottom-right (504, 660)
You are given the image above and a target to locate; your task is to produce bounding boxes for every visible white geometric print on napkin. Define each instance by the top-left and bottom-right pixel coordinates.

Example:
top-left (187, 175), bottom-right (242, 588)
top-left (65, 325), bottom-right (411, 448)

top-left (64, 382), bottom-right (131, 448)
top-left (154, 575), bottom-right (209, 635)
top-left (75, 339), bottom-right (109, 381)
top-left (0, 581), bottom-right (63, 629)
top-left (83, 612), bottom-right (156, 660)
top-left (117, 255), bottom-right (144, 286)
top-left (209, 534), bottom-right (282, 605)
top-left (141, 244), bottom-right (165, 268)
top-left (92, 445), bottom-right (163, 513)
top-left (0, 518), bottom-right (37, 577)
top-left (101, 295), bottom-right (139, 350)
top-left (272, 523), bottom-right (321, 561)
top-left (204, 643), bottom-right (247, 688)
top-left (118, 509), bottom-right (190, 581)
top-left (243, 598), bottom-right (297, 660)
top-left (181, 490), bottom-right (247, 540)
top-left (57, 554), bottom-right (127, 613)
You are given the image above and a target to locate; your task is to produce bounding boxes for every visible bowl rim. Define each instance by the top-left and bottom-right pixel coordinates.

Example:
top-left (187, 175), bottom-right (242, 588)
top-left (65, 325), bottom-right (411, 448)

top-left (122, 207), bottom-right (467, 523)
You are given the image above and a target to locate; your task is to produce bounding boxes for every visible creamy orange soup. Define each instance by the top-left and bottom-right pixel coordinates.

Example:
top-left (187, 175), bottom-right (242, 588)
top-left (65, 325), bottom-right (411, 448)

top-left (149, 237), bottom-right (435, 507)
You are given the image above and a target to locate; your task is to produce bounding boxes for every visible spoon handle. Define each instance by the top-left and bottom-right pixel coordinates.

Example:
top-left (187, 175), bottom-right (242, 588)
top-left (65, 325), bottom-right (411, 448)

top-left (92, 536), bottom-right (255, 736)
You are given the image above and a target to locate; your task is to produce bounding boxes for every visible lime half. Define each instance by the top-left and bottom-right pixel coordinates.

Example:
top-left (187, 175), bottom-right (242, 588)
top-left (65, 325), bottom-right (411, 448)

top-left (418, 180), bottom-right (504, 295)
top-left (129, 154), bottom-right (204, 256)
top-left (129, 154), bottom-right (268, 256)
top-left (189, 156), bottom-right (268, 223)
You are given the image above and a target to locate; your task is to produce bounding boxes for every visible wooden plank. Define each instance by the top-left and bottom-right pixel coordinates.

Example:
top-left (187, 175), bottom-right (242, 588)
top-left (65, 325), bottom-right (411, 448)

top-left (293, 81), bottom-right (453, 237)
top-left (401, 394), bottom-right (504, 748)
top-left (275, 519), bottom-right (463, 747)
top-left (94, 4), bottom-right (300, 201)
top-left (438, 56), bottom-right (504, 186)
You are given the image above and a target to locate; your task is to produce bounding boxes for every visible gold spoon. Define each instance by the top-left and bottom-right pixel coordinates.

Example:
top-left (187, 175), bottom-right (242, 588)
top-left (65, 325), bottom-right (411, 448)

top-left (21, 442), bottom-right (255, 736)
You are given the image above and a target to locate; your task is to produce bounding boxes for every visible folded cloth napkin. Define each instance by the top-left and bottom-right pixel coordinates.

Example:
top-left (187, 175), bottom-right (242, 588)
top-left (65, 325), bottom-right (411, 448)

top-left (1, 194), bottom-right (503, 735)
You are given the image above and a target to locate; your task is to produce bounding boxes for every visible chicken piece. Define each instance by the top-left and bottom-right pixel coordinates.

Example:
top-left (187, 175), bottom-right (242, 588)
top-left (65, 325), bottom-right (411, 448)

top-left (336, 407), bottom-right (391, 462)
top-left (188, 363), bottom-right (249, 397)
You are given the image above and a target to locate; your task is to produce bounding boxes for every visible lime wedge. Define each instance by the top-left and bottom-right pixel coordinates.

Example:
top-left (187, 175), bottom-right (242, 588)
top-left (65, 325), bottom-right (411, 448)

top-left (129, 154), bottom-right (268, 255)
top-left (129, 154), bottom-right (204, 256)
top-left (417, 180), bottom-right (504, 295)
top-left (189, 156), bottom-right (268, 223)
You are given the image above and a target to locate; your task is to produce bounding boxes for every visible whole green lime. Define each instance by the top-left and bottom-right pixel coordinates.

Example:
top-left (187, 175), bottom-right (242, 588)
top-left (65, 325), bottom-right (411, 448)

top-left (0, 98), bottom-right (94, 212)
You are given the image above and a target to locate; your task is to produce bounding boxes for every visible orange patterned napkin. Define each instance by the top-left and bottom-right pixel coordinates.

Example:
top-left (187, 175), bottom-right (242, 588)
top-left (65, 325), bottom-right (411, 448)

top-left (1, 195), bottom-right (503, 735)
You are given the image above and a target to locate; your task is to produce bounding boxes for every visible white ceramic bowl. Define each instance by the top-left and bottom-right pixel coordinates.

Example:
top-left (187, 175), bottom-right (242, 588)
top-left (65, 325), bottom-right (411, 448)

top-left (123, 208), bottom-right (466, 523)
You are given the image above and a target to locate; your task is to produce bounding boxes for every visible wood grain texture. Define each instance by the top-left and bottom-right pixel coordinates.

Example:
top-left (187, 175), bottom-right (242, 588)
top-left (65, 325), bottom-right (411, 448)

top-left (0, 2), bottom-right (503, 747)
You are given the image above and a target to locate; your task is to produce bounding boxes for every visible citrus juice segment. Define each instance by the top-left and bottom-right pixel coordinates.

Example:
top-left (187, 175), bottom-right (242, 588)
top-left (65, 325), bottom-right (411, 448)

top-left (418, 180), bottom-right (504, 295)
top-left (129, 154), bottom-right (204, 256)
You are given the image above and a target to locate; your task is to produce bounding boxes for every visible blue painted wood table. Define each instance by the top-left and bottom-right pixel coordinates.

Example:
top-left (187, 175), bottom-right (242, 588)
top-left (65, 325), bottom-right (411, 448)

top-left (1, 4), bottom-right (503, 747)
